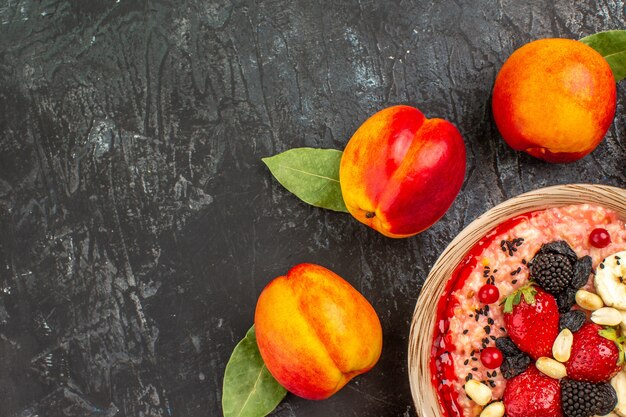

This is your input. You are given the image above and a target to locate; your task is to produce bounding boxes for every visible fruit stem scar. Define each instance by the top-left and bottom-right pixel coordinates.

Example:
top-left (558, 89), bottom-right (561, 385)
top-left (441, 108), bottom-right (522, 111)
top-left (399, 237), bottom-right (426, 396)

top-left (365, 211), bottom-right (376, 219)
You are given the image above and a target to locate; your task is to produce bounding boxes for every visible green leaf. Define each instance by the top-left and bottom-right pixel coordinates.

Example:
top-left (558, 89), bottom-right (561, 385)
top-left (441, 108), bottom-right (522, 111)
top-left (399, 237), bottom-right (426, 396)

top-left (503, 295), bottom-right (515, 313)
top-left (503, 284), bottom-right (537, 313)
top-left (222, 326), bottom-right (287, 417)
top-left (262, 148), bottom-right (348, 212)
top-left (521, 286), bottom-right (536, 305)
top-left (580, 30), bottom-right (626, 82)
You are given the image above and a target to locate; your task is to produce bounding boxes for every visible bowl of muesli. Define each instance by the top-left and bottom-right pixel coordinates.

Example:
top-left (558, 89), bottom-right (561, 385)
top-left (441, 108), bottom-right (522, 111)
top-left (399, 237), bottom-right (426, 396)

top-left (408, 184), bottom-right (626, 417)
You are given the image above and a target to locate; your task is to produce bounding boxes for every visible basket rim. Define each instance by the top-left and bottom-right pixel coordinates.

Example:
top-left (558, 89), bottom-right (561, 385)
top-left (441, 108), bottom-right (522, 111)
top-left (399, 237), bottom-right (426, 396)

top-left (407, 183), bottom-right (626, 417)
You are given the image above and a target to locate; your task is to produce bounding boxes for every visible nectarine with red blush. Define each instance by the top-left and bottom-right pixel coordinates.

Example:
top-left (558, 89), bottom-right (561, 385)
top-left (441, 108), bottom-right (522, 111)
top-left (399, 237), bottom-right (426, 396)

top-left (254, 264), bottom-right (382, 400)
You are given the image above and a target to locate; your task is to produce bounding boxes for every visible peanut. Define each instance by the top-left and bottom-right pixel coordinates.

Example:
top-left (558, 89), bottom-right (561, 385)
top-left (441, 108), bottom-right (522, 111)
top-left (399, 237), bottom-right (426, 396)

top-left (552, 328), bottom-right (573, 363)
top-left (536, 357), bottom-right (567, 380)
top-left (480, 401), bottom-right (505, 417)
top-left (591, 307), bottom-right (623, 326)
top-left (464, 379), bottom-right (492, 406)
top-left (575, 290), bottom-right (604, 311)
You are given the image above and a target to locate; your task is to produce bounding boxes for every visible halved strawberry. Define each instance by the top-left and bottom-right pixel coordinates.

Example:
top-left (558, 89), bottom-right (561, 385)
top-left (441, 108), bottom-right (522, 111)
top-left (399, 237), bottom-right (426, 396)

top-left (503, 365), bottom-right (563, 417)
top-left (566, 323), bottom-right (624, 383)
top-left (503, 284), bottom-right (560, 359)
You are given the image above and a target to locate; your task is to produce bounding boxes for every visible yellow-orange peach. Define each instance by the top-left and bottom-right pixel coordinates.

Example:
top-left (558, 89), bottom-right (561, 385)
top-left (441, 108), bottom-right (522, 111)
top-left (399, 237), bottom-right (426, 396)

top-left (254, 263), bottom-right (382, 400)
top-left (339, 105), bottom-right (466, 238)
top-left (492, 38), bottom-right (616, 163)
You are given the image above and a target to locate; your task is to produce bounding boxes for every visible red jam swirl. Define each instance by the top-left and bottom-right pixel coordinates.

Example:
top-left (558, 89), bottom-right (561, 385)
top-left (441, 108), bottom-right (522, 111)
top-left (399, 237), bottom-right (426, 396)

top-left (429, 212), bottom-right (534, 417)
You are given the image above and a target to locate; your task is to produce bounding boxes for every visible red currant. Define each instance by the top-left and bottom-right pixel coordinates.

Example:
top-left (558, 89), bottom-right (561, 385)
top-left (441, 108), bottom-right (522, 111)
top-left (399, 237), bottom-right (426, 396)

top-left (478, 284), bottom-right (500, 304)
top-left (589, 228), bottom-right (611, 248)
top-left (480, 346), bottom-right (503, 369)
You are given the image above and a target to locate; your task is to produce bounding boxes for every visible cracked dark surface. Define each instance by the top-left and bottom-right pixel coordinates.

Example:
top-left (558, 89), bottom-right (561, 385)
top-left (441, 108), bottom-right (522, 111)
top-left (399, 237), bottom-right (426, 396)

top-left (0, 1), bottom-right (624, 416)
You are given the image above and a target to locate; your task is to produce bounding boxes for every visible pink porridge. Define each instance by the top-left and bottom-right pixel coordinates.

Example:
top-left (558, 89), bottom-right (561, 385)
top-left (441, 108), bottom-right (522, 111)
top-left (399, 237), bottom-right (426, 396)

top-left (430, 204), bottom-right (626, 417)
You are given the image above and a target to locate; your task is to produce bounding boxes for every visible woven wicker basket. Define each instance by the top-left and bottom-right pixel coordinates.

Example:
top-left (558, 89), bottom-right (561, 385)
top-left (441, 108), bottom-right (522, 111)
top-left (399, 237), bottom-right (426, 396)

top-left (407, 184), bottom-right (626, 417)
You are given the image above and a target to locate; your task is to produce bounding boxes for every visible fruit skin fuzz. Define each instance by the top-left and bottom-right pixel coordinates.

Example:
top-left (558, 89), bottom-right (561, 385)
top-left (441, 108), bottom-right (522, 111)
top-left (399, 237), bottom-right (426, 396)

top-left (254, 263), bottom-right (383, 400)
top-left (339, 105), bottom-right (466, 238)
top-left (492, 38), bottom-right (616, 163)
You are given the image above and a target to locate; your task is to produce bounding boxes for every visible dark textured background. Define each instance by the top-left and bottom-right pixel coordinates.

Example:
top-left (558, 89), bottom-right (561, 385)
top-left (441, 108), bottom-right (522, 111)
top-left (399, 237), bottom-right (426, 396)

top-left (0, 0), bottom-right (625, 416)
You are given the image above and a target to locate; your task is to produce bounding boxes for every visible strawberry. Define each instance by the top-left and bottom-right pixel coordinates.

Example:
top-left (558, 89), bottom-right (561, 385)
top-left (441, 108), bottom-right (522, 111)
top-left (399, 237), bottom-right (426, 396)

top-left (503, 365), bottom-right (563, 417)
top-left (503, 284), bottom-right (560, 359)
top-left (566, 323), bottom-right (624, 383)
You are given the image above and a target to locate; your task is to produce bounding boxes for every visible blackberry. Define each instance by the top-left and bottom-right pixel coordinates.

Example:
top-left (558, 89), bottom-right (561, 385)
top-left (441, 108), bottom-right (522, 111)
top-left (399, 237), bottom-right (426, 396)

top-left (559, 310), bottom-right (586, 333)
top-left (530, 252), bottom-right (574, 294)
top-left (561, 379), bottom-right (618, 417)
top-left (500, 353), bottom-right (531, 379)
